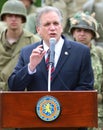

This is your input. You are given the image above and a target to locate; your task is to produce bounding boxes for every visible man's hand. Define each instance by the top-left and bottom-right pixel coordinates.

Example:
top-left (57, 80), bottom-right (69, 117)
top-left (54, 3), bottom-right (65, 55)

top-left (29, 45), bottom-right (46, 72)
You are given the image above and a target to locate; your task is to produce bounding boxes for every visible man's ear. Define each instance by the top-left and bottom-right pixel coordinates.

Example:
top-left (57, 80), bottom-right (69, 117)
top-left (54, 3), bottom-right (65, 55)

top-left (36, 26), bottom-right (41, 35)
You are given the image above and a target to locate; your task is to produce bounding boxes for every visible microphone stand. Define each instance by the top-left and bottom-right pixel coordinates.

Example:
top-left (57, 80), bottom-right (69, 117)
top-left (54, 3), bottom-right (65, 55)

top-left (48, 62), bottom-right (52, 92)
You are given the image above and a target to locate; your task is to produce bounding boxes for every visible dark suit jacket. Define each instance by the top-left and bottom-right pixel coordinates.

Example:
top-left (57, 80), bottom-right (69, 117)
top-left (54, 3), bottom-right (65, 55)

top-left (8, 36), bottom-right (94, 91)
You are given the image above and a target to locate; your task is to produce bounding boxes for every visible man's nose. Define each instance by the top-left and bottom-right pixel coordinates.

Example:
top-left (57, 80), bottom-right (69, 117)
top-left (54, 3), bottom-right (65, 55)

top-left (49, 24), bottom-right (55, 30)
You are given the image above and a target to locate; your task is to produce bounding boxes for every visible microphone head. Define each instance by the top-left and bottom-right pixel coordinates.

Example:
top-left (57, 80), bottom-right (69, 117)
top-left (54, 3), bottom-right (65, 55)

top-left (49, 38), bottom-right (56, 44)
top-left (49, 38), bottom-right (56, 64)
top-left (49, 38), bottom-right (56, 51)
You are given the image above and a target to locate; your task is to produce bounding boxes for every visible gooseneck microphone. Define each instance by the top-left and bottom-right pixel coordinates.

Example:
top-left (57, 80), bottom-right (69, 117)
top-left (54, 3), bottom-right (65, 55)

top-left (48, 38), bottom-right (56, 92)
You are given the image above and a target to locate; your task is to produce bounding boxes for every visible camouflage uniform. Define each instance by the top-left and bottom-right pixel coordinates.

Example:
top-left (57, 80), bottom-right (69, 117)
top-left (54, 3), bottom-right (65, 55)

top-left (0, 29), bottom-right (40, 91)
top-left (70, 11), bottom-right (103, 130)
top-left (89, 43), bottom-right (103, 130)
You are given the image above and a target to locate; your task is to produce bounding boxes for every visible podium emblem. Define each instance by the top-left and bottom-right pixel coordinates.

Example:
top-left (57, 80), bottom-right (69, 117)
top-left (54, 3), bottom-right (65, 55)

top-left (36, 95), bottom-right (61, 121)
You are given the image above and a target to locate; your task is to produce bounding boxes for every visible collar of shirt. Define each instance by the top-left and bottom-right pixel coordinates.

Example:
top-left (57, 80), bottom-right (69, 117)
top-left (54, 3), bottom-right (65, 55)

top-left (43, 37), bottom-right (64, 67)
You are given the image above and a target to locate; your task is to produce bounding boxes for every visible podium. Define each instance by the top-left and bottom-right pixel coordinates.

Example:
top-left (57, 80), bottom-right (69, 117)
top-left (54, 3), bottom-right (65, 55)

top-left (0, 91), bottom-right (98, 130)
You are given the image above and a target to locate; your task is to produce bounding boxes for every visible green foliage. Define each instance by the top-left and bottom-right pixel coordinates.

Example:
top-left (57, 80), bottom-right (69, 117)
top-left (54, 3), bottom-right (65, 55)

top-left (0, 0), bottom-right (6, 13)
top-left (34, 0), bottom-right (41, 7)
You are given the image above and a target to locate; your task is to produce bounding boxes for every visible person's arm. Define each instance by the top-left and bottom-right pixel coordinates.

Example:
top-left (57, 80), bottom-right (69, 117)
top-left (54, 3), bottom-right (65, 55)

top-left (8, 54), bottom-right (35, 91)
top-left (8, 45), bottom-right (46, 91)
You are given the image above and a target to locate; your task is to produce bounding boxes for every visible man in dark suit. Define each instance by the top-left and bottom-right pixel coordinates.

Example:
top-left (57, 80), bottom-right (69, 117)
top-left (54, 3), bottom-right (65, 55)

top-left (8, 6), bottom-right (93, 130)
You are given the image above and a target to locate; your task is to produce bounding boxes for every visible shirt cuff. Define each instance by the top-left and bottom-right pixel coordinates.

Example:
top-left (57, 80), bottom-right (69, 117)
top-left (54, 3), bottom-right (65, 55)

top-left (28, 64), bottom-right (36, 74)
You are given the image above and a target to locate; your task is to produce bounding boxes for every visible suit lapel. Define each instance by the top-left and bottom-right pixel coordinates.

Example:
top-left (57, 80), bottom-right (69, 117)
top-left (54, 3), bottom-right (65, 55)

top-left (52, 41), bottom-right (72, 81)
top-left (38, 39), bottom-right (72, 82)
top-left (39, 57), bottom-right (48, 81)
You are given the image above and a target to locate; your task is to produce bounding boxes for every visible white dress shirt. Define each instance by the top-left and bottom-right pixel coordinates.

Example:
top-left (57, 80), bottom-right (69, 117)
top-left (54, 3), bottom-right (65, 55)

top-left (43, 37), bottom-right (64, 68)
top-left (28, 37), bottom-right (64, 74)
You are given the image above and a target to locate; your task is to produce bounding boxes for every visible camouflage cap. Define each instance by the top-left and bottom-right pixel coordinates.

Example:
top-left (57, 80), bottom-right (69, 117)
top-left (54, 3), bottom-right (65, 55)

top-left (69, 11), bottom-right (99, 39)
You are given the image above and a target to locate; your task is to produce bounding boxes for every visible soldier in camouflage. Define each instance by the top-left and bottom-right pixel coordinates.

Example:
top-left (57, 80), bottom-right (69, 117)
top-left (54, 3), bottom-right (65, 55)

top-left (0, 0), bottom-right (40, 93)
top-left (69, 11), bottom-right (103, 130)
top-left (83, 0), bottom-right (103, 47)
top-left (19, 0), bottom-right (37, 15)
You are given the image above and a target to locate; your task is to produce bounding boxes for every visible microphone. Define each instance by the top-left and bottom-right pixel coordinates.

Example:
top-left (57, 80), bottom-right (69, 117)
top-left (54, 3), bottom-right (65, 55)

top-left (48, 38), bottom-right (56, 92)
top-left (49, 38), bottom-right (56, 65)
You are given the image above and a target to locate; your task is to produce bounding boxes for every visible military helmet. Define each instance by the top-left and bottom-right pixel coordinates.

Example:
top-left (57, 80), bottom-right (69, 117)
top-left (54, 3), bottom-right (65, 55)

top-left (69, 11), bottom-right (99, 39)
top-left (0, 0), bottom-right (27, 23)
top-left (19, 0), bottom-right (34, 4)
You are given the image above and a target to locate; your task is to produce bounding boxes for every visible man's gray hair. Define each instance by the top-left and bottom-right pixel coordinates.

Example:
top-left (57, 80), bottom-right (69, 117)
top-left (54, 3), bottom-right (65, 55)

top-left (35, 6), bottom-right (63, 27)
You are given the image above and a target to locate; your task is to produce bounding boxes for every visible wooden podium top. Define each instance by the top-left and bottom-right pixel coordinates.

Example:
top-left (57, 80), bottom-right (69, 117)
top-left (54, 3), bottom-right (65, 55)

top-left (0, 91), bottom-right (98, 129)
